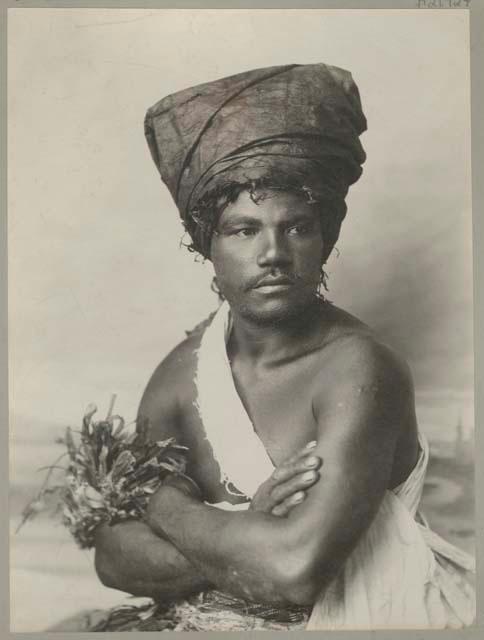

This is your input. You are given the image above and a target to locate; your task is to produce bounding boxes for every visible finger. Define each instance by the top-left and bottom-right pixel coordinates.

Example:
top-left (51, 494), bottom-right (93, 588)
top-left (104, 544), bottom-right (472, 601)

top-left (270, 440), bottom-right (320, 484)
top-left (271, 502), bottom-right (290, 517)
top-left (282, 440), bottom-right (318, 467)
top-left (271, 491), bottom-right (306, 517)
top-left (271, 470), bottom-right (320, 504)
top-left (270, 452), bottom-right (322, 485)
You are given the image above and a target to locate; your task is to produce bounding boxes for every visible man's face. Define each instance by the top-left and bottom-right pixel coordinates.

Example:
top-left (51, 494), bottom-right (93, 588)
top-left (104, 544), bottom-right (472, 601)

top-left (210, 189), bottom-right (325, 325)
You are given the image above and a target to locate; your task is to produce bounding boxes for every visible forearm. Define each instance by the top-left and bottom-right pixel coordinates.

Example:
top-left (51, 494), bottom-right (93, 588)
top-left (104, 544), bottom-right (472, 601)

top-left (146, 487), bottom-right (312, 605)
top-left (94, 519), bottom-right (211, 601)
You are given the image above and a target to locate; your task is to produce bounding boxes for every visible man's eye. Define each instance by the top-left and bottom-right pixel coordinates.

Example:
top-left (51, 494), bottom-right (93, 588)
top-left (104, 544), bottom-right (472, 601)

top-left (234, 228), bottom-right (257, 237)
top-left (287, 224), bottom-right (311, 236)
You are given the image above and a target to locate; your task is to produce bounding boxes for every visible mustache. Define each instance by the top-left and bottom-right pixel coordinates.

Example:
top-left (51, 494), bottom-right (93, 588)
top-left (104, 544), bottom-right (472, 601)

top-left (245, 271), bottom-right (301, 291)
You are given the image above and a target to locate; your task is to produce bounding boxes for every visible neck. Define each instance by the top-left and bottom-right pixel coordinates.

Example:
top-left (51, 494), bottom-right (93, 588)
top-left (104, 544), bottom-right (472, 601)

top-left (227, 298), bottom-right (328, 368)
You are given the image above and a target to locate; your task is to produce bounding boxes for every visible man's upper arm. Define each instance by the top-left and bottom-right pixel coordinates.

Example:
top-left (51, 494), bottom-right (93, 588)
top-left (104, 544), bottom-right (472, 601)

top-left (136, 334), bottom-right (200, 442)
top-left (282, 336), bottom-right (414, 592)
top-left (94, 333), bottom-right (209, 598)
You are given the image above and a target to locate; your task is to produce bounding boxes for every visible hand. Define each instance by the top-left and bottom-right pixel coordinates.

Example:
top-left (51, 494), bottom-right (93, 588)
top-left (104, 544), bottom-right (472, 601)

top-left (249, 441), bottom-right (322, 517)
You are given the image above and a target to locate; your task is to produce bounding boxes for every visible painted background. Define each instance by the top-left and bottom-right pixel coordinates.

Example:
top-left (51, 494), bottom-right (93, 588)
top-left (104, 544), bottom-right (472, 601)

top-left (8, 9), bottom-right (473, 631)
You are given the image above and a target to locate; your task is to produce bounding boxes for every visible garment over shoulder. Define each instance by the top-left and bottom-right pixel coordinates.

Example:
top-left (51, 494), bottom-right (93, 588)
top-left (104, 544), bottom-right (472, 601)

top-left (195, 302), bottom-right (476, 630)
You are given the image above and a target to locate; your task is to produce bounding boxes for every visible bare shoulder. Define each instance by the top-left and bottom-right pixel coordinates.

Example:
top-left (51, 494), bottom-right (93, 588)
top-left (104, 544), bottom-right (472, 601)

top-left (328, 332), bottom-right (412, 391)
top-left (321, 304), bottom-right (413, 391)
top-left (137, 315), bottom-right (213, 441)
top-left (315, 304), bottom-right (415, 438)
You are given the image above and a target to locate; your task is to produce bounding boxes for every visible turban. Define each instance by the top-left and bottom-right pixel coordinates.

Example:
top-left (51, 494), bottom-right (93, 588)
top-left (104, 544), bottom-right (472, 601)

top-left (144, 63), bottom-right (367, 256)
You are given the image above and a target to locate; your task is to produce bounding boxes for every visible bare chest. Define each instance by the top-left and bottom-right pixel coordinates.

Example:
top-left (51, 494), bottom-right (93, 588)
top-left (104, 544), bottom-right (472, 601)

top-left (179, 353), bottom-right (319, 502)
top-left (228, 357), bottom-right (319, 466)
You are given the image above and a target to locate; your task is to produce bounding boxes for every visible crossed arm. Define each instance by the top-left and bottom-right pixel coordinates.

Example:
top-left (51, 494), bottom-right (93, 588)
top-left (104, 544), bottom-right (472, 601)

top-left (95, 336), bottom-right (414, 606)
top-left (94, 445), bottom-right (320, 600)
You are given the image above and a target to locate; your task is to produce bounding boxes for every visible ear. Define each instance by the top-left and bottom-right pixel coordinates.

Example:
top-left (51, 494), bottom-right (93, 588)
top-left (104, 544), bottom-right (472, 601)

top-left (210, 276), bottom-right (225, 302)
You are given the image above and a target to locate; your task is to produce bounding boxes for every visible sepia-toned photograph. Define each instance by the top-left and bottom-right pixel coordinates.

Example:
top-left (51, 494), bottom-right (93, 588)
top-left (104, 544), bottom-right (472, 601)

top-left (8, 7), bottom-right (475, 632)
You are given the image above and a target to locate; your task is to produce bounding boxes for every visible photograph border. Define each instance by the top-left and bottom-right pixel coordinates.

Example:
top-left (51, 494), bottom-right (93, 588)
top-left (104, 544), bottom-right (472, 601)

top-left (1, 0), bottom-right (482, 638)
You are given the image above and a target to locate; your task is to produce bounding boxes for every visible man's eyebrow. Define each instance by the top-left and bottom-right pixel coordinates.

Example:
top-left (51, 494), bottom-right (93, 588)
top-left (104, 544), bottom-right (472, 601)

top-left (221, 211), bottom-right (318, 225)
top-left (219, 216), bottom-right (262, 228)
top-left (284, 213), bottom-right (318, 224)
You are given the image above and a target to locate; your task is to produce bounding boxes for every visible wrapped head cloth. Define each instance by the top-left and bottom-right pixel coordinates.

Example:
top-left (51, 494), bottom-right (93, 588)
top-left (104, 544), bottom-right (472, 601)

top-left (145, 63), bottom-right (367, 260)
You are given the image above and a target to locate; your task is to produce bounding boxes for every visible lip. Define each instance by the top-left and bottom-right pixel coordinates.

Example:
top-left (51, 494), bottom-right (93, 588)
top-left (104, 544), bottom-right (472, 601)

top-left (253, 276), bottom-right (294, 289)
top-left (252, 277), bottom-right (294, 295)
top-left (254, 283), bottom-right (293, 295)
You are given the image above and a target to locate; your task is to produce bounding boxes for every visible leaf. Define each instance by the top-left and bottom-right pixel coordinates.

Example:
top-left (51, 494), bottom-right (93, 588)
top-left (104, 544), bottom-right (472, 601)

top-left (159, 461), bottom-right (179, 473)
top-left (155, 437), bottom-right (176, 449)
top-left (65, 427), bottom-right (77, 461)
top-left (18, 401), bottom-right (190, 549)
top-left (112, 416), bottom-right (126, 437)
top-left (110, 450), bottom-right (136, 483)
top-left (125, 432), bottom-right (138, 446)
top-left (83, 486), bottom-right (105, 509)
top-left (143, 486), bottom-right (156, 494)
top-left (82, 403), bottom-right (98, 438)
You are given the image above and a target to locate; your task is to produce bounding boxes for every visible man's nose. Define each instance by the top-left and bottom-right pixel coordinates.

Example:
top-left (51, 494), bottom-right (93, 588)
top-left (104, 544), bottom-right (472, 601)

top-left (256, 230), bottom-right (291, 268)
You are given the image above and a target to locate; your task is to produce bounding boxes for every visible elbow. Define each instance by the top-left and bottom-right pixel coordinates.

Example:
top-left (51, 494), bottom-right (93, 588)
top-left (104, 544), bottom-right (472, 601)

top-left (94, 545), bottom-right (120, 590)
top-left (276, 566), bottom-right (322, 607)
top-left (269, 549), bottom-right (325, 607)
top-left (275, 543), bottom-right (346, 606)
top-left (239, 521), bottom-right (328, 606)
top-left (283, 579), bottom-right (321, 607)
top-left (93, 525), bottom-right (125, 591)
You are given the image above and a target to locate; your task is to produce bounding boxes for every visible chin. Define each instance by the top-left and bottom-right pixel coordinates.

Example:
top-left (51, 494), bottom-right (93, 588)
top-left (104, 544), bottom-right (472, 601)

top-left (235, 294), bottom-right (317, 326)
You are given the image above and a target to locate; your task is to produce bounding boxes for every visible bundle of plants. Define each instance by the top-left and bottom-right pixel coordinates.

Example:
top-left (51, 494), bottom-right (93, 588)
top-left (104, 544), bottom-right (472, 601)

top-left (17, 396), bottom-right (188, 549)
top-left (18, 397), bottom-right (310, 631)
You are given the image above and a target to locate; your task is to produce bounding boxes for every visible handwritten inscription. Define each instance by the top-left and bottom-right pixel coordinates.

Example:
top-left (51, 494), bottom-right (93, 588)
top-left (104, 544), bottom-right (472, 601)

top-left (417, 0), bottom-right (470, 7)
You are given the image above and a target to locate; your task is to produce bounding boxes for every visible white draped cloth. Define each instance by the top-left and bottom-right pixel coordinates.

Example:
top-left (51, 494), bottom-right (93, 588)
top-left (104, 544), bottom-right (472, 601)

top-left (194, 303), bottom-right (475, 629)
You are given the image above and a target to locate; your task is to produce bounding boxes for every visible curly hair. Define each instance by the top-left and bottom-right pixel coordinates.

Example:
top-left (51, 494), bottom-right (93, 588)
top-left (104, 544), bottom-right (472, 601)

top-left (182, 177), bottom-right (347, 266)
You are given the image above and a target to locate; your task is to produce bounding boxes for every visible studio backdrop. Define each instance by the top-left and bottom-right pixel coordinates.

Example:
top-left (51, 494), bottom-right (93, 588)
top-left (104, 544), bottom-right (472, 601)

top-left (8, 8), bottom-right (473, 632)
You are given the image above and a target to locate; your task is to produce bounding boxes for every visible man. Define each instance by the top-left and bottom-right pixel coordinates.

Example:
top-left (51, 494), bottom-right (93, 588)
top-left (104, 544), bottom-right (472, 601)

top-left (94, 64), bottom-right (474, 629)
